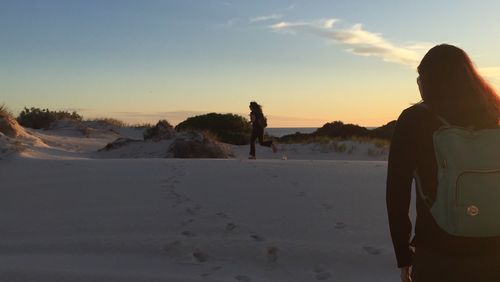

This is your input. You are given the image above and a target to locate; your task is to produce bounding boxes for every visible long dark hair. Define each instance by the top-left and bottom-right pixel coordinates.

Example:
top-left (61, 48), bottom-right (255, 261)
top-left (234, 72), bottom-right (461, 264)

top-left (249, 101), bottom-right (263, 114)
top-left (418, 44), bottom-right (500, 128)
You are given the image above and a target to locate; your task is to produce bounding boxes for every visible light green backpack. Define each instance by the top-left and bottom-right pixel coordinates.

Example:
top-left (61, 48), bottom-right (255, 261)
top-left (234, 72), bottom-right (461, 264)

top-left (415, 104), bottom-right (500, 237)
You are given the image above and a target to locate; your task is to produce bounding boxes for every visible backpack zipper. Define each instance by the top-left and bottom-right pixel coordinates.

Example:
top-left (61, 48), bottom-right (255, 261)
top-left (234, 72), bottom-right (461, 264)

top-left (455, 169), bottom-right (500, 207)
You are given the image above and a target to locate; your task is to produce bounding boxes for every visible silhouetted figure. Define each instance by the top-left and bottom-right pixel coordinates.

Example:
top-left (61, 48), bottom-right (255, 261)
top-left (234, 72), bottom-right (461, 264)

top-left (248, 101), bottom-right (277, 159)
top-left (387, 44), bottom-right (500, 282)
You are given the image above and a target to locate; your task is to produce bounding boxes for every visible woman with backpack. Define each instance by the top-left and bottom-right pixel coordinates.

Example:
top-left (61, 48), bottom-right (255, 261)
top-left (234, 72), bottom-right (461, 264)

top-left (249, 101), bottom-right (277, 159)
top-left (387, 44), bottom-right (500, 282)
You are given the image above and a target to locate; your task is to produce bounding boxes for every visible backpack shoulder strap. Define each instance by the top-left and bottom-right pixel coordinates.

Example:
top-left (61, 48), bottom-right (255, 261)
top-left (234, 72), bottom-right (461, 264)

top-left (413, 169), bottom-right (433, 209)
top-left (413, 102), bottom-right (450, 209)
top-left (416, 102), bottom-right (451, 127)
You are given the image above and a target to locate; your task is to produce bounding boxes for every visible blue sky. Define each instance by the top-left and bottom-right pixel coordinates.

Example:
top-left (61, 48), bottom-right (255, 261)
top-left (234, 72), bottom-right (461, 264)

top-left (2, 0), bottom-right (500, 127)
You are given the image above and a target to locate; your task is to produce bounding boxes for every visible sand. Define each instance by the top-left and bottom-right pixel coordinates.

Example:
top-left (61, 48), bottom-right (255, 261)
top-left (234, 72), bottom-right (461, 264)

top-left (0, 125), bottom-right (400, 282)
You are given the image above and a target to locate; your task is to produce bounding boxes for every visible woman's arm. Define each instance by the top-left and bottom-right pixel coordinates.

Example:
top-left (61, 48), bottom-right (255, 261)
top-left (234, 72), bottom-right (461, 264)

top-left (386, 108), bottom-right (418, 268)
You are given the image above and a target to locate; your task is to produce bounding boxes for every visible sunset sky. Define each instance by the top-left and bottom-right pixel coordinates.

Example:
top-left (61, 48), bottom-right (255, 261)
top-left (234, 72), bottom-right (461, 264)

top-left (2, 0), bottom-right (500, 127)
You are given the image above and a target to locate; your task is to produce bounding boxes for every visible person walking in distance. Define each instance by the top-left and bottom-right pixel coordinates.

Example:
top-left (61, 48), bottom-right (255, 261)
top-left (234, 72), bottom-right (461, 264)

top-left (387, 44), bottom-right (500, 282)
top-left (249, 101), bottom-right (277, 159)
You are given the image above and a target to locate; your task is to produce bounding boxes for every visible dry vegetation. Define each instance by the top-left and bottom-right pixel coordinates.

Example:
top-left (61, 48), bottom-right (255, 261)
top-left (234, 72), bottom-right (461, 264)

top-left (167, 131), bottom-right (233, 158)
top-left (0, 104), bottom-right (25, 138)
top-left (0, 104), bottom-right (13, 118)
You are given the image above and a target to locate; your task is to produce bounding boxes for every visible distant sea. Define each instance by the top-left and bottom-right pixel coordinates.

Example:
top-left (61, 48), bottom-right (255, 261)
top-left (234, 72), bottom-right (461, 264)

top-left (265, 127), bottom-right (317, 137)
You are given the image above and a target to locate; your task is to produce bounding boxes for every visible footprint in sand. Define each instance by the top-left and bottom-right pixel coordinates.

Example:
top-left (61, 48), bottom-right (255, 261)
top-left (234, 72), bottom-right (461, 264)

top-left (235, 275), bottom-right (252, 282)
top-left (169, 190), bottom-right (182, 199)
top-left (181, 230), bottom-right (196, 237)
top-left (193, 250), bottom-right (209, 263)
top-left (363, 246), bottom-right (382, 255)
top-left (334, 222), bottom-right (346, 229)
top-left (225, 222), bottom-right (237, 232)
top-left (313, 266), bottom-right (332, 280)
top-left (267, 246), bottom-right (278, 262)
top-left (201, 266), bottom-right (223, 277)
top-left (250, 234), bottom-right (265, 242)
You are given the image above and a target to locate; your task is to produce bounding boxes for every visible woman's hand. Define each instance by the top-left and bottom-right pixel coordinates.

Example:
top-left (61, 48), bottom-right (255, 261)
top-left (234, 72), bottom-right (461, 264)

top-left (400, 266), bottom-right (412, 282)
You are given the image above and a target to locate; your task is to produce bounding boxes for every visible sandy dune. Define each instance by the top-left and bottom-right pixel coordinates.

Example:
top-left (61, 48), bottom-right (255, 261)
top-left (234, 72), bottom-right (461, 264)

top-left (0, 127), bottom-right (399, 282)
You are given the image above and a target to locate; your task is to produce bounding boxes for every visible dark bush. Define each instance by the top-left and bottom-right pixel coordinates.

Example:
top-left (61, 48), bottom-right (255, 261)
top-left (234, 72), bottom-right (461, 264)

top-left (88, 118), bottom-right (127, 127)
top-left (143, 120), bottom-right (176, 141)
top-left (17, 107), bottom-right (83, 129)
top-left (278, 120), bottom-right (397, 143)
top-left (368, 120), bottom-right (396, 140)
top-left (167, 131), bottom-right (233, 158)
top-left (175, 113), bottom-right (251, 145)
top-left (314, 121), bottom-right (370, 138)
top-left (277, 132), bottom-right (312, 143)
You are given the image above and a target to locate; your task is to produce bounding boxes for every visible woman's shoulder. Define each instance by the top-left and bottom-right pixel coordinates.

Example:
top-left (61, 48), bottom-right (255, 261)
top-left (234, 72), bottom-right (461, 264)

top-left (394, 103), bottom-right (437, 136)
top-left (398, 103), bottom-right (431, 123)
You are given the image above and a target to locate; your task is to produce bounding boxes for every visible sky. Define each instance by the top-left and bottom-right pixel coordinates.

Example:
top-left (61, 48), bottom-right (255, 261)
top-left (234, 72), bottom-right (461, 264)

top-left (2, 0), bottom-right (500, 127)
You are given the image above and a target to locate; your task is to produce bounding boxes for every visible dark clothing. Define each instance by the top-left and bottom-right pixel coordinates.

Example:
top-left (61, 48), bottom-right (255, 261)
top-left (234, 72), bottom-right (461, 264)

top-left (250, 111), bottom-right (265, 129)
top-left (249, 110), bottom-right (272, 157)
top-left (386, 103), bottom-right (500, 268)
top-left (412, 248), bottom-right (500, 282)
top-left (250, 126), bottom-right (272, 156)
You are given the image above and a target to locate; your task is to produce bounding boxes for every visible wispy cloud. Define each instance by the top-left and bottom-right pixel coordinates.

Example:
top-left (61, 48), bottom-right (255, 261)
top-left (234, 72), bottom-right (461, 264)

top-left (271, 18), bottom-right (433, 68)
top-left (250, 14), bottom-right (283, 23)
top-left (285, 4), bottom-right (297, 11)
top-left (270, 18), bottom-right (500, 81)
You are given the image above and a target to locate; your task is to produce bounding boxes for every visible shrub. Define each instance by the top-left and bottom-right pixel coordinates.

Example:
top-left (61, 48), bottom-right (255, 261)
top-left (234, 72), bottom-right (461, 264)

top-left (17, 107), bottom-right (83, 129)
top-left (278, 120), bottom-right (397, 144)
top-left (166, 131), bottom-right (233, 158)
top-left (0, 104), bottom-right (13, 118)
top-left (175, 113), bottom-right (251, 145)
top-left (143, 120), bottom-right (176, 141)
top-left (0, 104), bottom-right (24, 138)
top-left (131, 123), bottom-right (153, 129)
top-left (315, 121), bottom-right (370, 138)
top-left (369, 120), bottom-right (396, 140)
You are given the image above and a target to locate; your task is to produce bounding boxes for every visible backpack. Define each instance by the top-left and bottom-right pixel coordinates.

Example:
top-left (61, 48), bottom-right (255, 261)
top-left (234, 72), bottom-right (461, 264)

top-left (415, 103), bottom-right (500, 237)
top-left (259, 115), bottom-right (268, 128)
top-left (254, 112), bottom-right (267, 128)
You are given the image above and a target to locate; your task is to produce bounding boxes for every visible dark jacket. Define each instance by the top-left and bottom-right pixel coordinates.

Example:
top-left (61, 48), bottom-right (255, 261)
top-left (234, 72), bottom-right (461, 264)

top-left (386, 103), bottom-right (500, 267)
top-left (250, 110), bottom-right (265, 130)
